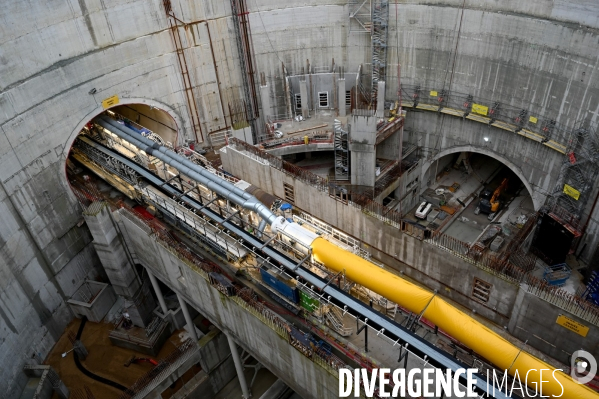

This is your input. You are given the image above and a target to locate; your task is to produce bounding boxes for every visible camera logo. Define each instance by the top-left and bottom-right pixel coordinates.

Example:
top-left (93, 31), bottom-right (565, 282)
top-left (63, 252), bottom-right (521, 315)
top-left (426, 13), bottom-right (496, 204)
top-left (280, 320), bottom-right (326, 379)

top-left (570, 350), bottom-right (597, 385)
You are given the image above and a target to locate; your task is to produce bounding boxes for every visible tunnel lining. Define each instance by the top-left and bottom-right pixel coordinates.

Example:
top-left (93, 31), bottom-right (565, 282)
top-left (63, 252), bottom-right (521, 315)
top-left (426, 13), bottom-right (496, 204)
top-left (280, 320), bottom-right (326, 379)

top-left (423, 145), bottom-right (539, 211)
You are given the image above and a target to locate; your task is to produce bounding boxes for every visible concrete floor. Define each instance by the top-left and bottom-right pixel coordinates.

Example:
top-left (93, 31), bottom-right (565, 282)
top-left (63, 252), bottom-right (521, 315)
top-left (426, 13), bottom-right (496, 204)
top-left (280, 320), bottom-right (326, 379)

top-left (45, 319), bottom-right (193, 399)
top-left (410, 154), bottom-right (536, 255)
top-left (276, 111), bottom-right (344, 138)
top-left (405, 154), bottom-right (502, 237)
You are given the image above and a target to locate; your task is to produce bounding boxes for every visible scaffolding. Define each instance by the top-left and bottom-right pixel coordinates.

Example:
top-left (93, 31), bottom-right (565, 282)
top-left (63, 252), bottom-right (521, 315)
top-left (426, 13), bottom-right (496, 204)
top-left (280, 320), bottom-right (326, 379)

top-left (370, 0), bottom-right (389, 106)
top-left (349, 0), bottom-right (372, 33)
top-left (334, 119), bottom-right (350, 180)
top-left (550, 123), bottom-right (599, 218)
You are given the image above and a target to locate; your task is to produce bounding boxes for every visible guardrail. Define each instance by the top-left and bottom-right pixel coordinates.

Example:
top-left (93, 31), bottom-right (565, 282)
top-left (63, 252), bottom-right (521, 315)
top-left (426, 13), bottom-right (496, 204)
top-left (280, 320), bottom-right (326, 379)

top-left (428, 229), bottom-right (599, 326)
top-left (118, 339), bottom-right (198, 399)
top-left (227, 139), bottom-right (599, 326)
top-left (116, 206), bottom-right (362, 395)
top-left (396, 83), bottom-right (589, 155)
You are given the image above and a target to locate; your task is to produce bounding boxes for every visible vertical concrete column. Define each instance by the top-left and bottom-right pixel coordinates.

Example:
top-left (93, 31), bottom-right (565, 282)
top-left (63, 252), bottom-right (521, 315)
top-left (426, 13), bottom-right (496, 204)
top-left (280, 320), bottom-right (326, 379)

top-left (338, 78), bottom-right (346, 117)
top-left (349, 115), bottom-right (377, 187)
top-left (177, 293), bottom-right (199, 343)
top-left (227, 334), bottom-right (251, 399)
top-left (83, 202), bottom-right (140, 297)
top-left (300, 79), bottom-right (310, 119)
top-left (260, 84), bottom-right (271, 122)
top-left (148, 270), bottom-right (168, 315)
top-left (376, 81), bottom-right (386, 117)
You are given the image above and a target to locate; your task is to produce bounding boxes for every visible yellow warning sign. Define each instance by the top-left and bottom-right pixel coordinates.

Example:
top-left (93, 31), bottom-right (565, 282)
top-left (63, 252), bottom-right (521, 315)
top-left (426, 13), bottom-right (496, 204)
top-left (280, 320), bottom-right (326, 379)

top-left (472, 103), bottom-right (488, 116)
top-left (529, 116), bottom-right (538, 124)
top-left (102, 95), bottom-right (119, 109)
top-left (430, 91), bottom-right (438, 97)
top-left (556, 315), bottom-right (589, 337)
top-left (563, 184), bottom-right (580, 200)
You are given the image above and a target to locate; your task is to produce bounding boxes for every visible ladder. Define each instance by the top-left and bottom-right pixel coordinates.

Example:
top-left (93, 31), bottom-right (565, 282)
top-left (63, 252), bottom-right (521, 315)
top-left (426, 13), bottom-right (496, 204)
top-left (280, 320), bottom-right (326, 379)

top-left (370, 0), bottom-right (389, 105)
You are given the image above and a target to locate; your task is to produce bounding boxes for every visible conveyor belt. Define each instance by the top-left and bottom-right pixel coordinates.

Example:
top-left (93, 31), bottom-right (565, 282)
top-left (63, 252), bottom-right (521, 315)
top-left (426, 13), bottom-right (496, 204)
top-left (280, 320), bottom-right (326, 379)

top-left (78, 136), bottom-right (509, 398)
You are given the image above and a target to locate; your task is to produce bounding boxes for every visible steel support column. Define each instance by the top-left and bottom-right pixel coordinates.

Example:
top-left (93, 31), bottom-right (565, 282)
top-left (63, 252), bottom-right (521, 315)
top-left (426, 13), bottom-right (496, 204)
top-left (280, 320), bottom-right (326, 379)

top-left (177, 293), bottom-right (199, 343)
top-left (148, 270), bottom-right (168, 315)
top-left (227, 334), bottom-right (251, 399)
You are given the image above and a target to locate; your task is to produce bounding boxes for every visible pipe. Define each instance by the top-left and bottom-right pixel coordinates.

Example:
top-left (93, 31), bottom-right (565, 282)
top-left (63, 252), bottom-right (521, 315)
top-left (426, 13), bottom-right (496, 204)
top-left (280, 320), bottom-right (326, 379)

top-left (73, 317), bottom-right (128, 391)
top-left (99, 116), bottom-right (251, 201)
top-left (310, 238), bottom-right (598, 399)
top-left (96, 118), bottom-right (278, 225)
top-left (257, 219), bottom-right (267, 238)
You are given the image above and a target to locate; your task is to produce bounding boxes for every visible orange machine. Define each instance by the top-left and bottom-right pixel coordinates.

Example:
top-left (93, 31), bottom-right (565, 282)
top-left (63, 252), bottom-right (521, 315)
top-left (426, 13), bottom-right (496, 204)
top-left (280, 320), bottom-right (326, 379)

top-left (475, 178), bottom-right (508, 217)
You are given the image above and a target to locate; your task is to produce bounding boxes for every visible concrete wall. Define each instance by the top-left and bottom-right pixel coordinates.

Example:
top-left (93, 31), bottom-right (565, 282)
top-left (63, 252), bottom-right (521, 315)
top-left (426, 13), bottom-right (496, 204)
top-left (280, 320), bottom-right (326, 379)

top-left (508, 289), bottom-right (599, 364)
top-left (67, 281), bottom-right (116, 323)
top-left (252, 1), bottom-right (599, 139)
top-left (221, 146), bottom-right (519, 324)
top-left (405, 111), bottom-right (560, 210)
top-left (349, 114), bottom-right (378, 186)
top-left (2, 0), bottom-right (599, 395)
top-left (0, 1), bottom-right (243, 392)
top-left (287, 73), bottom-right (358, 116)
top-left (221, 144), bottom-right (599, 361)
top-left (112, 104), bottom-right (179, 145)
top-left (117, 211), bottom-right (341, 399)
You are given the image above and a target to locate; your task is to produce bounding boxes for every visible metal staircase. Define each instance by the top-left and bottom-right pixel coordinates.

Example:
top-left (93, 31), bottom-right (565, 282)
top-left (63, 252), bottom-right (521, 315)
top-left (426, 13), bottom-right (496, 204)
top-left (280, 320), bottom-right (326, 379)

top-left (551, 125), bottom-right (599, 217)
top-left (323, 305), bottom-right (352, 336)
top-left (334, 119), bottom-right (350, 180)
top-left (349, 0), bottom-right (372, 33)
top-left (370, 0), bottom-right (389, 105)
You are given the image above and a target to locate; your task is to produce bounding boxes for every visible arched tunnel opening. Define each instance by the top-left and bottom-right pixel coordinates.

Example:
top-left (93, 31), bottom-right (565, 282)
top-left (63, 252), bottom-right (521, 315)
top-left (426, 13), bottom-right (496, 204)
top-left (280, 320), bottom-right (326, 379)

top-left (67, 106), bottom-right (178, 202)
top-left (63, 111), bottom-right (597, 399)
top-left (417, 152), bottom-right (533, 246)
top-left (64, 108), bottom-right (294, 398)
top-left (6, 0), bottom-right (599, 397)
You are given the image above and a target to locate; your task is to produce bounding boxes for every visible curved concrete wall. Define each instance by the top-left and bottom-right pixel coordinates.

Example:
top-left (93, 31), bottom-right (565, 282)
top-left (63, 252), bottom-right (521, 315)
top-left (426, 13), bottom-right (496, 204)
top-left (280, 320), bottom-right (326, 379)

top-left (253, 2), bottom-right (599, 129)
top-left (409, 112), bottom-right (561, 211)
top-left (422, 144), bottom-right (541, 210)
top-left (1, 0), bottom-right (599, 395)
top-left (0, 1), bottom-right (236, 395)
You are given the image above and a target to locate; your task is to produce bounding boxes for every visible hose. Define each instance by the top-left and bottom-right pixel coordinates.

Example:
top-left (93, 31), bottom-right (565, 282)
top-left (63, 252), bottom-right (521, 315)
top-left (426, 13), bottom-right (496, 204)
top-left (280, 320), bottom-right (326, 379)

top-left (73, 316), bottom-right (128, 392)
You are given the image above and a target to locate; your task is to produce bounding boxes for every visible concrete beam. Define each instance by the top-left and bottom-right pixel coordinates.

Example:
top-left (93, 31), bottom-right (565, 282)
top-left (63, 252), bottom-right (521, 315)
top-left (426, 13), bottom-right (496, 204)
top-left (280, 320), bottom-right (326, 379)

top-left (376, 81), bottom-right (385, 117)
